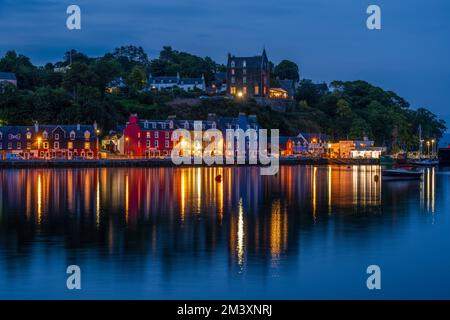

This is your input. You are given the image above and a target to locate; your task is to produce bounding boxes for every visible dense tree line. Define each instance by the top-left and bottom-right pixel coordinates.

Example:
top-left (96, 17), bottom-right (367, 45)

top-left (0, 46), bottom-right (446, 151)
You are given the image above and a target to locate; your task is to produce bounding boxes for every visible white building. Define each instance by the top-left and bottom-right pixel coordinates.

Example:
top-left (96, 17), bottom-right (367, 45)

top-left (148, 72), bottom-right (206, 92)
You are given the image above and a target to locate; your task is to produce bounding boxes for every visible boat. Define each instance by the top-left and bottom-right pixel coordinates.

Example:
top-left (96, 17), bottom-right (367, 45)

top-left (409, 159), bottom-right (438, 166)
top-left (382, 169), bottom-right (422, 181)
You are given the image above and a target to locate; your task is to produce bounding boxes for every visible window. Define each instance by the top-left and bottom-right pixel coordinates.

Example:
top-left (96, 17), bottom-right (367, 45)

top-left (152, 122), bottom-right (156, 129)
top-left (231, 69), bottom-right (235, 75)
top-left (26, 132), bottom-right (31, 139)
top-left (230, 87), bottom-right (236, 95)
top-left (43, 142), bottom-right (49, 149)
top-left (243, 69), bottom-right (246, 75)
top-left (231, 61), bottom-right (235, 68)
top-left (17, 142), bottom-right (21, 149)
top-left (54, 141), bottom-right (59, 149)
top-left (165, 131), bottom-right (169, 139)
top-left (42, 131), bottom-right (48, 139)
top-left (254, 86), bottom-right (259, 95)
top-left (27, 142), bottom-right (31, 149)
top-left (184, 122), bottom-right (189, 129)
top-left (155, 132), bottom-right (159, 139)
top-left (70, 131), bottom-right (76, 139)
top-left (243, 77), bottom-right (247, 84)
top-left (155, 140), bottom-right (159, 148)
top-left (146, 132), bottom-right (151, 138)
top-left (84, 131), bottom-right (90, 139)
top-left (144, 121), bottom-right (149, 129)
top-left (8, 142), bottom-right (12, 150)
top-left (165, 140), bottom-right (169, 148)
top-left (146, 140), bottom-right (151, 148)
top-left (231, 76), bottom-right (235, 84)
top-left (161, 123), bottom-right (166, 129)
top-left (54, 133), bottom-right (59, 140)
top-left (68, 142), bottom-right (73, 149)
top-left (84, 142), bottom-right (90, 150)
top-left (243, 60), bottom-right (246, 68)
top-left (243, 86), bottom-right (247, 94)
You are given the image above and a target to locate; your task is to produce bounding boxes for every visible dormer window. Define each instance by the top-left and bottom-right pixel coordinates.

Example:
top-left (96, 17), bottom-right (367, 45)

top-left (144, 121), bottom-right (149, 129)
top-left (42, 131), bottom-right (48, 140)
top-left (243, 60), bottom-right (246, 68)
top-left (184, 121), bottom-right (189, 129)
top-left (212, 122), bottom-right (216, 129)
top-left (231, 61), bottom-right (235, 68)
top-left (70, 131), bottom-right (76, 140)
top-left (26, 132), bottom-right (32, 139)
top-left (84, 131), bottom-right (90, 139)
top-left (169, 121), bottom-right (174, 129)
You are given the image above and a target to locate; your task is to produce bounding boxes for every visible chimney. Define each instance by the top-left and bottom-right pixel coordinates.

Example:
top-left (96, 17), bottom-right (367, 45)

top-left (129, 114), bottom-right (138, 124)
top-left (34, 121), bottom-right (39, 133)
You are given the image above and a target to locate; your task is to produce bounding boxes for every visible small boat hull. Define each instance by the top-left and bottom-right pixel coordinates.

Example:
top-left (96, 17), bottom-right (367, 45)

top-left (382, 169), bottom-right (422, 181)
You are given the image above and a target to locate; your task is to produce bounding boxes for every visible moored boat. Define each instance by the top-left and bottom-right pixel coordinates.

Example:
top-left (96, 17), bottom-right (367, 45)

top-left (382, 169), bottom-right (422, 181)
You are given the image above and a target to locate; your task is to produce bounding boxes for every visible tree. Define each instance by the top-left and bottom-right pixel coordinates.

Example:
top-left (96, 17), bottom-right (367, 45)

top-left (127, 65), bottom-right (147, 91)
top-left (273, 60), bottom-right (299, 82)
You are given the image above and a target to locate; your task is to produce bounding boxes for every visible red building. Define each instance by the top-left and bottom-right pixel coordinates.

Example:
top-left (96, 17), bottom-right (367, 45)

top-left (123, 115), bottom-right (175, 158)
top-left (123, 114), bottom-right (219, 158)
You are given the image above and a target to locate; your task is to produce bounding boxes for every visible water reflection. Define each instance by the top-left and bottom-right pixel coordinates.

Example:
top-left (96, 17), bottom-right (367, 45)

top-left (0, 165), bottom-right (443, 298)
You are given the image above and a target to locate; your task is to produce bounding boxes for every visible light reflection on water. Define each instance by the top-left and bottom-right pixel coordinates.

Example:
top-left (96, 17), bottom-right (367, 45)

top-left (0, 165), bottom-right (448, 299)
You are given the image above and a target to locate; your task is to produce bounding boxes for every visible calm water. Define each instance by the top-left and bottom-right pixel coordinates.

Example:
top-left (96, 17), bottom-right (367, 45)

top-left (0, 165), bottom-right (449, 299)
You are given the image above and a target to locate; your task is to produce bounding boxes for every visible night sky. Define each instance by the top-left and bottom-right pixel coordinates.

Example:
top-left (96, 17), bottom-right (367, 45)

top-left (0, 0), bottom-right (449, 128)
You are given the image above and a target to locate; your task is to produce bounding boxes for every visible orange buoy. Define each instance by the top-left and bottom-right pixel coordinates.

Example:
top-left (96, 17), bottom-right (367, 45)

top-left (215, 174), bottom-right (222, 182)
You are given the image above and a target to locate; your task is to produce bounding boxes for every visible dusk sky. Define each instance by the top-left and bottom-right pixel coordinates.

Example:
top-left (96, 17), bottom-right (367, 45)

top-left (0, 0), bottom-right (449, 128)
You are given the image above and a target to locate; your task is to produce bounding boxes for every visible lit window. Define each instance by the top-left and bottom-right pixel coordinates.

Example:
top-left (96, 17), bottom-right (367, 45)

top-left (255, 86), bottom-right (259, 95)
top-left (84, 142), bottom-right (90, 150)
top-left (43, 142), bottom-right (49, 149)
top-left (43, 131), bottom-right (48, 139)
top-left (230, 87), bottom-right (236, 95)
top-left (231, 69), bottom-right (235, 75)
top-left (68, 142), bottom-right (73, 149)
top-left (146, 132), bottom-right (151, 138)
top-left (54, 141), bottom-right (59, 149)
top-left (17, 142), bottom-right (21, 149)
top-left (27, 142), bottom-right (31, 149)
top-left (84, 131), bottom-right (90, 139)
top-left (26, 132), bottom-right (32, 139)
top-left (243, 86), bottom-right (247, 94)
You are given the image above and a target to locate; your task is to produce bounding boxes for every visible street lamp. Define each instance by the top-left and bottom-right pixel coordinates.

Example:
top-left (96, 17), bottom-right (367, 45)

top-left (431, 139), bottom-right (435, 158)
top-left (125, 137), bottom-right (129, 158)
